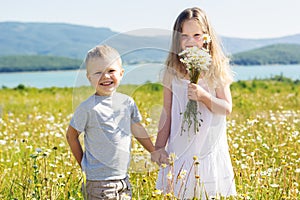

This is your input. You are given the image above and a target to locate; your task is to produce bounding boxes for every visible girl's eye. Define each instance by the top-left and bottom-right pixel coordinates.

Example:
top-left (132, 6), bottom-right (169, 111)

top-left (109, 69), bottom-right (116, 73)
top-left (181, 34), bottom-right (203, 41)
top-left (194, 34), bottom-right (202, 40)
top-left (181, 35), bottom-right (189, 40)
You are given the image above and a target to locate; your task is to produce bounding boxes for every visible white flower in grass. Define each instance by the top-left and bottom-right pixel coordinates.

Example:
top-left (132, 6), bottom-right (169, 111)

top-left (120, 193), bottom-right (131, 200)
top-left (270, 183), bottom-right (279, 188)
top-left (167, 171), bottom-right (173, 180)
top-left (177, 169), bottom-right (187, 180)
top-left (153, 189), bottom-right (162, 195)
top-left (169, 152), bottom-right (177, 162)
top-left (0, 140), bottom-right (6, 145)
top-left (35, 148), bottom-right (42, 153)
top-left (22, 131), bottom-right (30, 137)
top-left (57, 173), bottom-right (65, 179)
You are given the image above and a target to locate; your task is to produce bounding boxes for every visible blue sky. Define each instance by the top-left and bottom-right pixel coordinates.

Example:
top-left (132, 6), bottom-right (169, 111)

top-left (0, 0), bottom-right (299, 39)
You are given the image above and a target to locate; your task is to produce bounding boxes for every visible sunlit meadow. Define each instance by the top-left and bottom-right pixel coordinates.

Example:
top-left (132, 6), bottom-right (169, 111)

top-left (0, 78), bottom-right (299, 199)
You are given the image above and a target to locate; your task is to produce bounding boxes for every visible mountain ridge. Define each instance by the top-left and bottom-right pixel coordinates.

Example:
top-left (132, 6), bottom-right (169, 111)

top-left (231, 43), bottom-right (300, 65)
top-left (1, 22), bottom-right (300, 64)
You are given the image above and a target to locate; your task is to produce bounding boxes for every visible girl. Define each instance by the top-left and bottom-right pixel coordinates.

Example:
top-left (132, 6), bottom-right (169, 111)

top-left (152, 7), bottom-right (237, 199)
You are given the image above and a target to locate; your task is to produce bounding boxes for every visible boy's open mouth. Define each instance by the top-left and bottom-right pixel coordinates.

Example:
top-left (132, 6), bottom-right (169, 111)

top-left (100, 81), bottom-right (113, 86)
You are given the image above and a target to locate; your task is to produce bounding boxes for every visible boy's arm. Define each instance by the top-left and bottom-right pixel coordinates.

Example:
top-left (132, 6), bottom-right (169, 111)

top-left (131, 122), bottom-right (155, 153)
top-left (131, 122), bottom-right (163, 165)
top-left (66, 125), bottom-right (83, 168)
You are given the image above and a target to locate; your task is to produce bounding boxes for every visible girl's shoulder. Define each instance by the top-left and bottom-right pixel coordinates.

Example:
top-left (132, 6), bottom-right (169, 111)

top-left (163, 68), bottom-right (189, 86)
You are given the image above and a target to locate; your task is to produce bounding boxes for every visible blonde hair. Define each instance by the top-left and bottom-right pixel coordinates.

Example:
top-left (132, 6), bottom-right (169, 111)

top-left (85, 45), bottom-right (122, 74)
top-left (165, 7), bottom-right (233, 87)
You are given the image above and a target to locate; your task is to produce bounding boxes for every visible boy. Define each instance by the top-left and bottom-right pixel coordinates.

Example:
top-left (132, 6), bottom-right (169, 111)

top-left (66, 45), bottom-right (159, 199)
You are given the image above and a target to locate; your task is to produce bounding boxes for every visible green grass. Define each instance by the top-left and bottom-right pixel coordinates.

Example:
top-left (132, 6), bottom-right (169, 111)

top-left (0, 79), bottom-right (299, 199)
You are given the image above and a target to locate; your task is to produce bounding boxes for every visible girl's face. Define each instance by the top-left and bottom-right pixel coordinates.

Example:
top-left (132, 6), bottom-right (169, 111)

top-left (180, 19), bottom-right (204, 50)
top-left (87, 58), bottom-right (124, 96)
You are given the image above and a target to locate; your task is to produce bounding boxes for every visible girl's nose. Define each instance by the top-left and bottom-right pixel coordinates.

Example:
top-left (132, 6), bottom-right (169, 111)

top-left (187, 36), bottom-right (194, 41)
top-left (186, 36), bottom-right (197, 45)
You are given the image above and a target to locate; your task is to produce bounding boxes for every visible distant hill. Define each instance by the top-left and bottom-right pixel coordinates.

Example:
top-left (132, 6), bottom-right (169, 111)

top-left (0, 55), bottom-right (81, 72)
top-left (1, 43), bottom-right (299, 72)
top-left (231, 44), bottom-right (300, 65)
top-left (0, 22), bottom-right (169, 64)
top-left (1, 22), bottom-right (300, 64)
top-left (222, 34), bottom-right (300, 54)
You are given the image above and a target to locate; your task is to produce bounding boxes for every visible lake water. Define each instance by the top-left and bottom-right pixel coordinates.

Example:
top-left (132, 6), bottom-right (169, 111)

top-left (0, 64), bottom-right (299, 88)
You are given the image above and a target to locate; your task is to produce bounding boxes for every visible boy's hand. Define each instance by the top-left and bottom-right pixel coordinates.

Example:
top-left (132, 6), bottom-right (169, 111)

top-left (150, 150), bottom-right (160, 165)
top-left (151, 148), bottom-right (169, 166)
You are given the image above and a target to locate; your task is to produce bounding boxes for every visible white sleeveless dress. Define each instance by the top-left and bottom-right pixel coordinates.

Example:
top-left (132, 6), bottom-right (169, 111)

top-left (156, 77), bottom-right (236, 199)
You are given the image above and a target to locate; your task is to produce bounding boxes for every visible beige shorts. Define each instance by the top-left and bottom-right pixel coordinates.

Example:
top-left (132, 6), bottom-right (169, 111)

top-left (82, 176), bottom-right (131, 200)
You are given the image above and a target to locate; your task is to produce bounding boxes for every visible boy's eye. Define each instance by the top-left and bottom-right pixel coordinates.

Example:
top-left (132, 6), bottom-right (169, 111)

top-left (91, 71), bottom-right (102, 78)
top-left (109, 69), bottom-right (116, 73)
top-left (94, 72), bottom-right (102, 75)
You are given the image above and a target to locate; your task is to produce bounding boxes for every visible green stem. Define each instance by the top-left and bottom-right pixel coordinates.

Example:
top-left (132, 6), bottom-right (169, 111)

top-left (181, 67), bottom-right (202, 135)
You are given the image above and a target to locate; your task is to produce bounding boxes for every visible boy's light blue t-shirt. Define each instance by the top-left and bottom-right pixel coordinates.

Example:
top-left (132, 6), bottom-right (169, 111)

top-left (70, 92), bottom-right (142, 180)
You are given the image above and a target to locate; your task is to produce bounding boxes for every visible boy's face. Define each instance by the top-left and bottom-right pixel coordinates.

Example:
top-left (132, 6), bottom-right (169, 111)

top-left (87, 58), bottom-right (124, 96)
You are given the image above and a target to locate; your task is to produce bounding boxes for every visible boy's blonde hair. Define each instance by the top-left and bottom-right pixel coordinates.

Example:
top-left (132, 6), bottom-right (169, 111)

top-left (85, 45), bottom-right (122, 74)
top-left (165, 7), bottom-right (233, 88)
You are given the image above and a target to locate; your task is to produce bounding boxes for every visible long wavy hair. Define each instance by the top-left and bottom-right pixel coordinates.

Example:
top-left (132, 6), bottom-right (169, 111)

top-left (164, 7), bottom-right (233, 88)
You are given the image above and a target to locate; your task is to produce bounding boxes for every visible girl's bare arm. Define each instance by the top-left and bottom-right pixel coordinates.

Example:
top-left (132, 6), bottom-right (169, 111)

top-left (188, 83), bottom-right (232, 115)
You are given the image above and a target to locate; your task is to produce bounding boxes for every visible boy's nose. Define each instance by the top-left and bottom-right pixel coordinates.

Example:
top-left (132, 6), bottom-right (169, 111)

top-left (102, 72), bottom-right (110, 78)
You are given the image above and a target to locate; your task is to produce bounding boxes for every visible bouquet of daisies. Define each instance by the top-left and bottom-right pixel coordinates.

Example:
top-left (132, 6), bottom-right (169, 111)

top-left (179, 34), bottom-right (212, 134)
